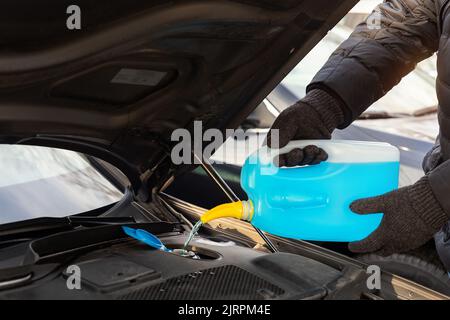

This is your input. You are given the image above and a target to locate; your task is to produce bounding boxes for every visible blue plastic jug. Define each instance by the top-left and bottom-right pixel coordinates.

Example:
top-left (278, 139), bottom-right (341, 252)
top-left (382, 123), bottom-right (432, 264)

top-left (240, 140), bottom-right (400, 242)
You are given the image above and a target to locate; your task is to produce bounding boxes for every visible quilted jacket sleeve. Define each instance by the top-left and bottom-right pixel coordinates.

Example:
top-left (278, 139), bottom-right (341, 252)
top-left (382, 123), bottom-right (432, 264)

top-left (307, 0), bottom-right (440, 127)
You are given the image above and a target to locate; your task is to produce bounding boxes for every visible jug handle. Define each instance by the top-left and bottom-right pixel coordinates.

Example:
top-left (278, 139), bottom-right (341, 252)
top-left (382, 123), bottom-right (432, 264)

top-left (263, 140), bottom-right (332, 169)
top-left (265, 139), bottom-right (399, 165)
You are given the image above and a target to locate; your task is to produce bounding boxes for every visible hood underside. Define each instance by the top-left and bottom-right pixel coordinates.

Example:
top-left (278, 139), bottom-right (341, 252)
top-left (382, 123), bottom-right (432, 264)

top-left (0, 0), bottom-right (357, 195)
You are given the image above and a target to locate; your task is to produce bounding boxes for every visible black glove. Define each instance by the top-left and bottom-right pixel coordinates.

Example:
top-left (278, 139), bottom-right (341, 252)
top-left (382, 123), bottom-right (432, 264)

top-left (266, 89), bottom-right (344, 167)
top-left (349, 176), bottom-right (449, 256)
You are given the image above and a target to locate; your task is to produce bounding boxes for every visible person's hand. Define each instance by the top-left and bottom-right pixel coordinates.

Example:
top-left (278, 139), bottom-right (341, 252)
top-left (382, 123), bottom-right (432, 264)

top-left (349, 176), bottom-right (449, 256)
top-left (266, 89), bottom-right (343, 167)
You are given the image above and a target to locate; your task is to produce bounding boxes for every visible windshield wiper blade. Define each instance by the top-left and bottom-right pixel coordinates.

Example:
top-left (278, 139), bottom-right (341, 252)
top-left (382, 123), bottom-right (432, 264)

top-left (412, 105), bottom-right (438, 117)
top-left (357, 111), bottom-right (405, 120)
top-left (68, 216), bottom-right (136, 226)
top-left (358, 105), bottom-right (438, 120)
top-left (0, 216), bottom-right (136, 241)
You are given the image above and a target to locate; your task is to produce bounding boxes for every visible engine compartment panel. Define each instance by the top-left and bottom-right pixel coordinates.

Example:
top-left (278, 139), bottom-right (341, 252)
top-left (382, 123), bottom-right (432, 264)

top-left (0, 223), bottom-right (366, 299)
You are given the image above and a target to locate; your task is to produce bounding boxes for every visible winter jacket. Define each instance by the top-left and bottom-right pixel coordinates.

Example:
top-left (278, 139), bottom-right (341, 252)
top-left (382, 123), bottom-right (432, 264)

top-left (307, 0), bottom-right (450, 269)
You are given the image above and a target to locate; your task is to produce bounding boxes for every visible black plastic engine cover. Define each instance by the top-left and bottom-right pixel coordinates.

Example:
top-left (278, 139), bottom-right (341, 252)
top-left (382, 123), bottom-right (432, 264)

top-left (0, 231), bottom-right (365, 300)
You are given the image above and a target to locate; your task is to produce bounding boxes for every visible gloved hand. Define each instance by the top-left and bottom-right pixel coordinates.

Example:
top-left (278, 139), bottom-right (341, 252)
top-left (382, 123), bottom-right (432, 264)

top-left (266, 89), bottom-right (344, 167)
top-left (349, 176), bottom-right (449, 256)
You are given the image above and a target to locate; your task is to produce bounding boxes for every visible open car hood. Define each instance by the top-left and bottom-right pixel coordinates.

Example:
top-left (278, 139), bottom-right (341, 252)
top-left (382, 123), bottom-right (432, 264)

top-left (0, 0), bottom-right (357, 195)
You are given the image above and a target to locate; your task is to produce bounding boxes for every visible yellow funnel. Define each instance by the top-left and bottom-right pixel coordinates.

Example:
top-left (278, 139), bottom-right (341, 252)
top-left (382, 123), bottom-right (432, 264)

top-left (201, 200), bottom-right (254, 224)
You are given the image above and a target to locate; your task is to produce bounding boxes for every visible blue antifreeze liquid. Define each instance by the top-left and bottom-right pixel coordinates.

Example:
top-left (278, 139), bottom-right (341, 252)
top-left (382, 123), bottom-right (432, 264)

top-left (241, 141), bottom-right (400, 242)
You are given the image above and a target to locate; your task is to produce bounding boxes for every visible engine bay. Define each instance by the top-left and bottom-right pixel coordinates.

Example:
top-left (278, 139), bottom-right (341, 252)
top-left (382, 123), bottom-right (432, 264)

top-left (0, 221), bottom-right (368, 300)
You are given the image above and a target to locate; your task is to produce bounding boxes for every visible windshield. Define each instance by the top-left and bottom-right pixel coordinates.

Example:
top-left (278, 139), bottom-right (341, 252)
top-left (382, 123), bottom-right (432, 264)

top-left (281, 22), bottom-right (438, 115)
top-left (0, 145), bottom-right (123, 224)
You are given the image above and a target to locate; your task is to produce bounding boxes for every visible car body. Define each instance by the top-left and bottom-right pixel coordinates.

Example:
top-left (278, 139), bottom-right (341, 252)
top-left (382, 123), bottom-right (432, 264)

top-left (0, 0), bottom-right (447, 300)
top-left (166, 14), bottom-right (450, 294)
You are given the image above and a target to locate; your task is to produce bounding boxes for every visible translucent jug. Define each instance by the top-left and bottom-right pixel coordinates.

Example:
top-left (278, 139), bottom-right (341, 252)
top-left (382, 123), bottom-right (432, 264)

top-left (201, 140), bottom-right (400, 242)
top-left (240, 140), bottom-right (400, 242)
